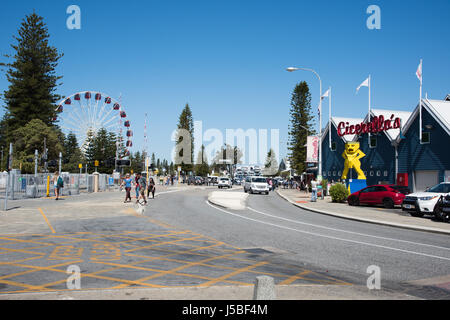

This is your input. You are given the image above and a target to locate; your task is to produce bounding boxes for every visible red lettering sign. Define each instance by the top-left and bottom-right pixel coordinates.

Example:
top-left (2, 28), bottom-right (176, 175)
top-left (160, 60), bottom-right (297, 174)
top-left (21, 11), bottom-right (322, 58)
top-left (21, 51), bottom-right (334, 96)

top-left (337, 114), bottom-right (401, 137)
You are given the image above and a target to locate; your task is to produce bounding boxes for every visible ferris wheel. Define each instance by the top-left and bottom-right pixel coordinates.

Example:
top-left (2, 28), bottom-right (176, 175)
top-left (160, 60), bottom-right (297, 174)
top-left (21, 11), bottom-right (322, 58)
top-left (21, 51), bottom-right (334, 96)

top-left (54, 91), bottom-right (133, 157)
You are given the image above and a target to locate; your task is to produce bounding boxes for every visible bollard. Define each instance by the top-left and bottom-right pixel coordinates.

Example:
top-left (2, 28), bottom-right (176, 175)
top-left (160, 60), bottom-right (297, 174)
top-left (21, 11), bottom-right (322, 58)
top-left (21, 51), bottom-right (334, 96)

top-left (253, 276), bottom-right (276, 300)
top-left (93, 172), bottom-right (99, 193)
top-left (46, 175), bottom-right (50, 197)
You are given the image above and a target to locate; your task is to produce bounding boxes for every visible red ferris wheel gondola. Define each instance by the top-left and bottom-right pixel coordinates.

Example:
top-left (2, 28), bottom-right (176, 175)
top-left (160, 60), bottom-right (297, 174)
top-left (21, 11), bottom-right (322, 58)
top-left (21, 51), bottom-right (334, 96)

top-left (64, 98), bottom-right (71, 105)
top-left (124, 120), bottom-right (130, 127)
top-left (85, 92), bottom-right (91, 99)
top-left (105, 97), bottom-right (112, 104)
top-left (113, 103), bottom-right (120, 110)
top-left (120, 111), bottom-right (127, 118)
top-left (74, 93), bottom-right (81, 101)
top-left (126, 130), bottom-right (133, 137)
top-left (57, 105), bottom-right (63, 112)
top-left (126, 141), bottom-right (133, 147)
top-left (95, 93), bottom-right (102, 100)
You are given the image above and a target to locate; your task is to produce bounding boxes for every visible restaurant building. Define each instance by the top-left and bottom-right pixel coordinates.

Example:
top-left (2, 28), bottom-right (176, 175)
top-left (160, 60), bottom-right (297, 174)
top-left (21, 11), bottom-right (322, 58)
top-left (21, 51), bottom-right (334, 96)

top-left (321, 95), bottom-right (450, 191)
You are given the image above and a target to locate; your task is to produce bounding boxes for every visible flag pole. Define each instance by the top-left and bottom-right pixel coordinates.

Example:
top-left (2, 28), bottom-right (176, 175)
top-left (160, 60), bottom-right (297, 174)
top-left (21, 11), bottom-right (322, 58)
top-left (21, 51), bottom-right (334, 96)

top-left (419, 59), bottom-right (423, 143)
top-left (329, 87), bottom-right (332, 149)
top-left (368, 75), bottom-right (371, 146)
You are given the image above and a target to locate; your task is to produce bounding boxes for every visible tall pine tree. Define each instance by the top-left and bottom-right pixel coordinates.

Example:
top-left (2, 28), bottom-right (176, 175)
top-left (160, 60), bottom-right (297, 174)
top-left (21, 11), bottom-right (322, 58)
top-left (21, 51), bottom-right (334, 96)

top-left (1, 13), bottom-right (63, 141)
top-left (288, 81), bottom-right (316, 174)
top-left (174, 103), bottom-right (194, 174)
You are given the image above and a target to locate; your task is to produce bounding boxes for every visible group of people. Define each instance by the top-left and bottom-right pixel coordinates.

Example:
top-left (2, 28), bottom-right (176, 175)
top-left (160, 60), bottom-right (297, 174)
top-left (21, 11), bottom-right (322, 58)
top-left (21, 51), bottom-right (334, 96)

top-left (122, 173), bottom-right (156, 205)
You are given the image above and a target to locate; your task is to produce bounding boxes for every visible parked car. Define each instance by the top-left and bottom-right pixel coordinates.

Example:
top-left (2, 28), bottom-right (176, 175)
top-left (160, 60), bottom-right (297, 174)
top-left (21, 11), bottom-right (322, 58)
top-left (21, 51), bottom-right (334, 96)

top-left (347, 184), bottom-right (410, 208)
top-left (402, 182), bottom-right (450, 217)
top-left (207, 176), bottom-right (218, 185)
top-left (218, 177), bottom-right (232, 189)
top-left (244, 176), bottom-right (269, 195)
top-left (194, 176), bottom-right (204, 185)
top-left (434, 194), bottom-right (450, 223)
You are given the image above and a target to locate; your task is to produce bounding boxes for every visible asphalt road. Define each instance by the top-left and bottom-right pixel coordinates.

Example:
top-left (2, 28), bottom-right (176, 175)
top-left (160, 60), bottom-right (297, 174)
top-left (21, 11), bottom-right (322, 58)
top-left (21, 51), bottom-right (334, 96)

top-left (146, 186), bottom-right (450, 299)
top-left (1, 186), bottom-right (449, 299)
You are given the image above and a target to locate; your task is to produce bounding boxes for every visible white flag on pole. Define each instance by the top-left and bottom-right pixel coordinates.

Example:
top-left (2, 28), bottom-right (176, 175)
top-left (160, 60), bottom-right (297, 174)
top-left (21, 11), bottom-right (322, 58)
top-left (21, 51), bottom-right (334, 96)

top-left (416, 60), bottom-right (422, 83)
top-left (356, 77), bottom-right (369, 93)
top-left (321, 89), bottom-right (330, 99)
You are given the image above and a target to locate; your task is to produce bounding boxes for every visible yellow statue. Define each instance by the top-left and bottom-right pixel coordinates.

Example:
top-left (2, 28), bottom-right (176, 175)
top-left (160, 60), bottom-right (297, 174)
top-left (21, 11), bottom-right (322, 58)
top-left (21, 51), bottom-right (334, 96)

top-left (341, 142), bottom-right (366, 180)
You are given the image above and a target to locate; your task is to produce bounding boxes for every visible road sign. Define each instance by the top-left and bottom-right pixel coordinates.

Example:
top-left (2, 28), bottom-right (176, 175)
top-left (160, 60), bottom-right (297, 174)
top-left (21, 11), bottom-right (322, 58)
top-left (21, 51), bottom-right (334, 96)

top-left (78, 163), bottom-right (83, 169)
top-left (95, 160), bottom-right (99, 167)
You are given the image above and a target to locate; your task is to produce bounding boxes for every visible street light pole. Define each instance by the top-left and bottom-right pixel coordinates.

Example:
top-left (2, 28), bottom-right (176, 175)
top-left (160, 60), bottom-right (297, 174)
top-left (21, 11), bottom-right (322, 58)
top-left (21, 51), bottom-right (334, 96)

top-left (286, 67), bottom-right (323, 178)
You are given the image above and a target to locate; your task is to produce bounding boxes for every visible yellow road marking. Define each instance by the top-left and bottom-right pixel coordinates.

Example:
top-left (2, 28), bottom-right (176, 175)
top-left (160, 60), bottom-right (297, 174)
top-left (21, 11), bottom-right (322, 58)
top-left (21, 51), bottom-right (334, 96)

top-left (111, 250), bottom-right (246, 289)
top-left (278, 270), bottom-right (312, 285)
top-left (198, 260), bottom-right (269, 287)
top-left (38, 208), bottom-right (56, 234)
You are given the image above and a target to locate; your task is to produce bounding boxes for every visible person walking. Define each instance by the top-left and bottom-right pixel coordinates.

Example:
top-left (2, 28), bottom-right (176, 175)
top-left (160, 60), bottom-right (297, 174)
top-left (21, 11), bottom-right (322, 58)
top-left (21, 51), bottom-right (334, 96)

top-left (148, 177), bottom-right (156, 199)
top-left (134, 173), bottom-right (140, 199)
top-left (311, 179), bottom-right (318, 202)
top-left (136, 173), bottom-right (147, 205)
top-left (52, 171), bottom-right (63, 200)
top-left (122, 173), bottom-right (133, 203)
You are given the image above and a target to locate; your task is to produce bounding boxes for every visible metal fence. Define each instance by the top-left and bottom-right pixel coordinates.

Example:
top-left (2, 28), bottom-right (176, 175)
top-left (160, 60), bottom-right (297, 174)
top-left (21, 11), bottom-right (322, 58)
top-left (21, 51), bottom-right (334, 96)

top-left (0, 172), bottom-right (119, 200)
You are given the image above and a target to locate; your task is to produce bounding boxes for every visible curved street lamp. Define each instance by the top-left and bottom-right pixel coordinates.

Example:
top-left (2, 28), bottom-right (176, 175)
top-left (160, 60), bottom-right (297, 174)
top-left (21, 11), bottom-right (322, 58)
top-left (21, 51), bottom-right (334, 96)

top-left (286, 66), bottom-right (323, 178)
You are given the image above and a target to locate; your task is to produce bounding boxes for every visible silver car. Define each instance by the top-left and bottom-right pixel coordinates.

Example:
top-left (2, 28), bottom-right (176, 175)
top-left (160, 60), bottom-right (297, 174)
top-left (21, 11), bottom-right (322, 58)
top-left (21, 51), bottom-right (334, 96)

top-left (244, 176), bottom-right (269, 195)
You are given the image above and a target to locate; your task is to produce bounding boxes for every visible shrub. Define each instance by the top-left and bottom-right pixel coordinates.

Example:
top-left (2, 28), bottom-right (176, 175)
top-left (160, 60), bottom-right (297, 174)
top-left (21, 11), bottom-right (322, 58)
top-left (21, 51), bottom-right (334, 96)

top-left (329, 183), bottom-right (349, 203)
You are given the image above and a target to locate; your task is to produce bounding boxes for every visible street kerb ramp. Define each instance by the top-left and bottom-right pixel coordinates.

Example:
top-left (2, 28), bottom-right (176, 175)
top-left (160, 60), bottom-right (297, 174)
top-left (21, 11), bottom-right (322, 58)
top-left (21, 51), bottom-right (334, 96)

top-left (208, 191), bottom-right (248, 210)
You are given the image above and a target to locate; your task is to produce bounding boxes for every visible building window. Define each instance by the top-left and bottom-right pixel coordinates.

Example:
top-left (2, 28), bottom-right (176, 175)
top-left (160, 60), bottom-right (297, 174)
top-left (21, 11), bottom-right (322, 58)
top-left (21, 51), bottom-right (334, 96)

top-left (338, 171), bottom-right (342, 176)
top-left (331, 141), bottom-right (337, 151)
top-left (369, 136), bottom-right (377, 148)
top-left (376, 171), bottom-right (381, 177)
top-left (323, 172), bottom-right (327, 177)
top-left (370, 171), bottom-right (374, 177)
top-left (333, 171), bottom-right (336, 176)
top-left (384, 171), bottom-right (388, 177)
top-left (421, 132), bottom-right (430, 144)
top-left (328, 171), bottom-right (331, 176)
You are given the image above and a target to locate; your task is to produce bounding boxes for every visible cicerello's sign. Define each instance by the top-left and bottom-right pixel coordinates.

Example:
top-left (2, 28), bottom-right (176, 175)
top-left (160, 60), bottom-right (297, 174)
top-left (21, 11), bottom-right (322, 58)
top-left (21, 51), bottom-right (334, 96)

top-left (337, 114), bottom-right (401, 137)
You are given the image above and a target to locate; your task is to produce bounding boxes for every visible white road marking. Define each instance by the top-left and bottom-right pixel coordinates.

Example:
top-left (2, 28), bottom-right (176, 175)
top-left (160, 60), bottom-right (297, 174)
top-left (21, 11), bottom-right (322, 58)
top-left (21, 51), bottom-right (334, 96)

top-left (206, 201), bottom-right (450, 262)
top-left (246, 206), bottom-right (450, 251)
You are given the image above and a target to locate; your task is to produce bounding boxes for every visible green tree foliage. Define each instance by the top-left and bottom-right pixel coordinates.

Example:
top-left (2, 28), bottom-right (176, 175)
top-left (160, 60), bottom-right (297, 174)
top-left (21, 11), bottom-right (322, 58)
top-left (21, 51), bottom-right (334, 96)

top-left (288, 81), bottom-right (316, 174)
top-left (174, 104), bottom-right (194, 174)
top-left (62, 132), bottom-right (84, 172)
top-left (211, 144), bottom-right (243, 173)
top-left (11, 119), bottom-right (63, 173)
top-left (264, 148), bottom-right (278, 176)
top-left (83, 128), bottom-right (117, 173)
top-left (329, 183), bottom-right (349, 203)
top-left (0, 13), bottom-right (63, 143)
top-left (195, 145), bottom-right (209, 177)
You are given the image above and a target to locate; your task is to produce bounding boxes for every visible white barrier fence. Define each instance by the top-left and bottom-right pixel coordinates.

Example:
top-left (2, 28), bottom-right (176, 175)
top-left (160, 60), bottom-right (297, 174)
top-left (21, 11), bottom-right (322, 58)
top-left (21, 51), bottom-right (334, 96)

top-left (0, 172), bottom-right (119, 200)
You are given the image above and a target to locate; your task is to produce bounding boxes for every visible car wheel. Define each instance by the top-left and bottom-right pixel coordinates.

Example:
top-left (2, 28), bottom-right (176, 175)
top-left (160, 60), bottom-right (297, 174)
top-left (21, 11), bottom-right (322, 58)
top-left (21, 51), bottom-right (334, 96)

top-left (249, 188), bottom-right (253, 194)
top-left (383, 198), bottom-right (394, 209)
top-left (349, 196), bottom-right (359, 206)
top-left (434, 204), bottom-right (450, 222)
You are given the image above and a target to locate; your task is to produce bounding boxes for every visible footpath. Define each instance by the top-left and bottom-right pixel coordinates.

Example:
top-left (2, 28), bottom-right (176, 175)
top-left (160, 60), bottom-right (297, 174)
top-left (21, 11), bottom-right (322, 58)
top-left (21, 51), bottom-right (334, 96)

top-left (277, 188), bottom-right (450, 235)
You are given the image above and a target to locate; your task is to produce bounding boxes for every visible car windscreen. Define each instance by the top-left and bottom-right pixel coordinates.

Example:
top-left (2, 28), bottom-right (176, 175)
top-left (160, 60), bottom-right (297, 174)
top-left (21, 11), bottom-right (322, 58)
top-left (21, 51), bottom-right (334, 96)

top-left (220, 178), bottom-right (229, 181)
top-left (427, 184), bottom-right (450, 193)
top-left (252, 178), bottom-right (267, 183)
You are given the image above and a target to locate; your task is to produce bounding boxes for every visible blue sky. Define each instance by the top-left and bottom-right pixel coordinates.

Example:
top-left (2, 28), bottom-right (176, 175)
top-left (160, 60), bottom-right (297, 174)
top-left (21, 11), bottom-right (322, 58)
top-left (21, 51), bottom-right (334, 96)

top-left (0, 0), bottom-right (449, 164)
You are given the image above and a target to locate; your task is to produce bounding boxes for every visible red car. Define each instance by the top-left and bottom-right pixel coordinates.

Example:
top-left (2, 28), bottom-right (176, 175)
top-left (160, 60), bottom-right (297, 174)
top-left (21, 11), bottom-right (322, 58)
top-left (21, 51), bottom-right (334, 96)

top-left (347, 185), bottom-right (410, 208)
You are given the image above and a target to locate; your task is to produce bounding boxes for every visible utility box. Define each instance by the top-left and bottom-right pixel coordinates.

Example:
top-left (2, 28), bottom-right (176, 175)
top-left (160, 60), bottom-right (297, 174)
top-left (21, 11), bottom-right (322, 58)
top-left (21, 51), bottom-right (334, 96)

top-left (26, 185), bottom-right (37, 198)
top-left (397, 173), bottom-right (408, 186)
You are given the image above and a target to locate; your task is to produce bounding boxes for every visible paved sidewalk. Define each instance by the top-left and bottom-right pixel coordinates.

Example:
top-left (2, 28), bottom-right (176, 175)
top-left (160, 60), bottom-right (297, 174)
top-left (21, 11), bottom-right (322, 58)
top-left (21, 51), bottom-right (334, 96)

top-left (277, 188), bottom-right (450, 235)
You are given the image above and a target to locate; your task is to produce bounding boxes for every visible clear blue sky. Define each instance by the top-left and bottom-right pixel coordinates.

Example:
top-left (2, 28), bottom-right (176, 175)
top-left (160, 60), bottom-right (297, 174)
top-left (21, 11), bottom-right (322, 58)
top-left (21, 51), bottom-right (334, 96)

top-left (1, 0), bottom-right (449, 164)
